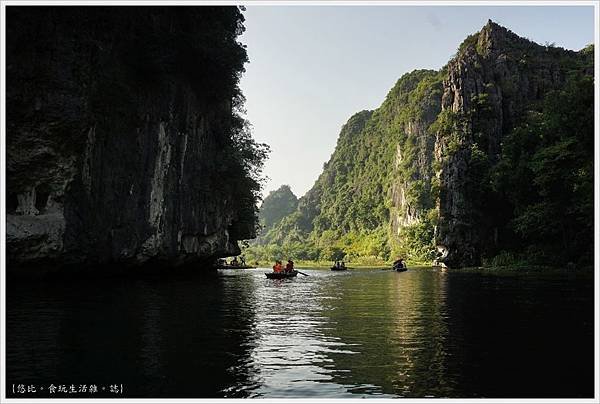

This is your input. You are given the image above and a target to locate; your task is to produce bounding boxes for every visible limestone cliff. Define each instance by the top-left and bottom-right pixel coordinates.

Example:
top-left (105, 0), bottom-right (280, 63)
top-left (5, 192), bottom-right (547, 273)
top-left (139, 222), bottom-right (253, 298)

top-left (434, 20), bottom-right (591, 267)
top-left (6, 7), bottom-right (261, 270)
top-left (388, 72), bottom-right (442, 236)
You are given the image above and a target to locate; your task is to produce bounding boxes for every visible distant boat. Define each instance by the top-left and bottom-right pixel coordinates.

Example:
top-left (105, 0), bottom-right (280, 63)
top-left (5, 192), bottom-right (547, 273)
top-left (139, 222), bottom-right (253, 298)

top-left (393, 263), bottom-right (408, 272)
top-left (331, 266), bottom-right (348, 271)
top-left (265, 270), bottom-right (298, 279)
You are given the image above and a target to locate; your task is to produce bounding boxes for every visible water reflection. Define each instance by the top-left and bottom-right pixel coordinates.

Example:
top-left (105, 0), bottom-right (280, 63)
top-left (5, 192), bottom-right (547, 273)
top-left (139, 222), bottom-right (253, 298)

top-left (7, 267), bottom-right (594, 398)
top-left (245, 269), bottom-right (358, 397)
top-left (316, 269), bottom-right (455, 397)
top-left (386, 269), bottom-right (452, 396)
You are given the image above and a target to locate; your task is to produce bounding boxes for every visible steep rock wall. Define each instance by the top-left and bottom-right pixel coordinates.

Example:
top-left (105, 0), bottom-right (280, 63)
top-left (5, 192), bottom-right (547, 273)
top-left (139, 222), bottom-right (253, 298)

top-left (6, 7), bottom-right (254, 270)
top-left (435, 20), bottom-right (584, 267)
top-left (389, 71), bottom-right (442, 236)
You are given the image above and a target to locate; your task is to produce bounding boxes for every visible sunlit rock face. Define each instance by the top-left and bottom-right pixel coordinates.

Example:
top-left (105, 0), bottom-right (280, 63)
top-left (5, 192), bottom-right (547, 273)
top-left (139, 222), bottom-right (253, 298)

top-left (6, 7), bottom-right (251, 270)
top-left (389, 88), bottom-right (441, 235)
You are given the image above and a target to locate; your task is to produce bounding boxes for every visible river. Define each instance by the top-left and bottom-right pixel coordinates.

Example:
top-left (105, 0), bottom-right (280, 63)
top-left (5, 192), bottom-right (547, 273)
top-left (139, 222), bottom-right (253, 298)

top-left (6, 266), bottom-right (594, 398)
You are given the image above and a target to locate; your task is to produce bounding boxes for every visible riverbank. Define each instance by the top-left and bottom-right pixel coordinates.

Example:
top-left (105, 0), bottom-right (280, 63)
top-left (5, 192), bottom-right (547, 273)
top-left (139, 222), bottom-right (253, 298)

top-left (249, 260), bottom-right (391, 269)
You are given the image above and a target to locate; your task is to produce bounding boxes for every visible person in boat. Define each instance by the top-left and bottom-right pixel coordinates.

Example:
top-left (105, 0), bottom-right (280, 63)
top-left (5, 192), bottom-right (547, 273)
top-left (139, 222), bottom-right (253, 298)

top-left (273, 260), bottom-right (283, 273)
top-left (392, 258), bottom-right (405, 270)
top-left (340, 261), bottom-right (346, 269)
top-left (230, 256), bottom-right (239, 267)
top-left (334, 261), bottom-right (340, 269)
top-left (240, 255), bottom-right (246, 266)
top-left (285, 260), bottom-right (294, 273)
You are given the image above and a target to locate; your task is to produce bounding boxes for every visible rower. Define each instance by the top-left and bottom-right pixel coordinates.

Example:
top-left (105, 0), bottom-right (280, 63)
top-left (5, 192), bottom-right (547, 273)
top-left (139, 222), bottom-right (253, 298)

top-left (285, 260), bottom-right (294, 273)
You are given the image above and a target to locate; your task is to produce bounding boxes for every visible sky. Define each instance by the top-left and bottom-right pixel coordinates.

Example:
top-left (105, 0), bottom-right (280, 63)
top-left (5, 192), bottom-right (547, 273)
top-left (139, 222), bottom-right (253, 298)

top-left (238, 5), bottom-right (596, 200)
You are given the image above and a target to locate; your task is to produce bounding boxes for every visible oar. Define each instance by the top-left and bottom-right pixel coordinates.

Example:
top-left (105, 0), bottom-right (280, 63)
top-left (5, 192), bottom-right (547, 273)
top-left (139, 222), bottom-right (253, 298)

top-left (296, 270), bottom-right (309, 276)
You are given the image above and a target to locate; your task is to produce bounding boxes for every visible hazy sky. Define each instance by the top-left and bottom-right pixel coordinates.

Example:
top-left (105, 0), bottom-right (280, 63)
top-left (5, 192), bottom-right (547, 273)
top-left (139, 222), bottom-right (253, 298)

top-left (239, 5), bottom-right (595, 199)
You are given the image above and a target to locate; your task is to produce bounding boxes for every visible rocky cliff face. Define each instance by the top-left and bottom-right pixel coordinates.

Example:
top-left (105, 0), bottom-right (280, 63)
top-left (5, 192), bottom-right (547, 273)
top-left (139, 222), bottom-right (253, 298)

top-left (6, 7), bottom-right (258, 271)
top-left (434, 20), bottom-right (586, 267)
top-left (389, 71), bottom-right (442, 236)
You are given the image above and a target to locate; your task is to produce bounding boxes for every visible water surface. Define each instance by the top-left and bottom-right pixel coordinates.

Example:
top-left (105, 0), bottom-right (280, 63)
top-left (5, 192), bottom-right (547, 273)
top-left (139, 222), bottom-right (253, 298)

top-left (6, 267), bottom-right (594, 398)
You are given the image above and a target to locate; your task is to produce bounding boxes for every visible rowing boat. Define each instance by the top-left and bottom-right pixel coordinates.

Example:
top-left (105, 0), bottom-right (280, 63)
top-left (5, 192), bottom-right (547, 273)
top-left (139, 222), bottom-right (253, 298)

top-left (394, 264), bottom-right (408, 272)
top-left (265, 270), bottom-right (298, 279)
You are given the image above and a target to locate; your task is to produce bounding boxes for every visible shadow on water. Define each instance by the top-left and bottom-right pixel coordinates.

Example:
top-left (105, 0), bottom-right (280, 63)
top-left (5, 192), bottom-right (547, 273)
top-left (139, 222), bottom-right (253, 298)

top-left (7, 269), bottom-right (260, 398)
top-left (442, 271), bottom-right (595, 398)
top-left (6, 266), bottom-right (594, 398)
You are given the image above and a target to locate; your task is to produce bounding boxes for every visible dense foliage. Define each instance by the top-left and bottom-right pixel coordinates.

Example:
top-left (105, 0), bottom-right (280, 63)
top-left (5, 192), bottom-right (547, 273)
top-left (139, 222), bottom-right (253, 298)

top-left (489, 74), bottom-right (594, 265)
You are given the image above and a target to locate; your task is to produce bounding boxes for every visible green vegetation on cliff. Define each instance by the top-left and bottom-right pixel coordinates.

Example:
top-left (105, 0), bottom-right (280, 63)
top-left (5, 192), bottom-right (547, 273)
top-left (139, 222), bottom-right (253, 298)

top-left (249, 69), bottom-right (444, 264)
top-left (490, 74), bottom-right (594, 265)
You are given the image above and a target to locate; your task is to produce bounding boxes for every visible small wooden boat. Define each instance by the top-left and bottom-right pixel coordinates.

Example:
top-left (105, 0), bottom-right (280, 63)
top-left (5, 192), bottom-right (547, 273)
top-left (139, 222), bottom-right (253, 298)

top-left (331, 266), bottom-right (348, 271)
top-left (265, 270), bottom-right (298, 279)
top-left (393, 264), bottom-right (408, 272)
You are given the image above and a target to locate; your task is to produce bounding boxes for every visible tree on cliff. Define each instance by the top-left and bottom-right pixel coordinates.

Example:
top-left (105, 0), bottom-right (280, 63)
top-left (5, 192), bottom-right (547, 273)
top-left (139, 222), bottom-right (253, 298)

top-left (493, 74), bottom-right (594, 265)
